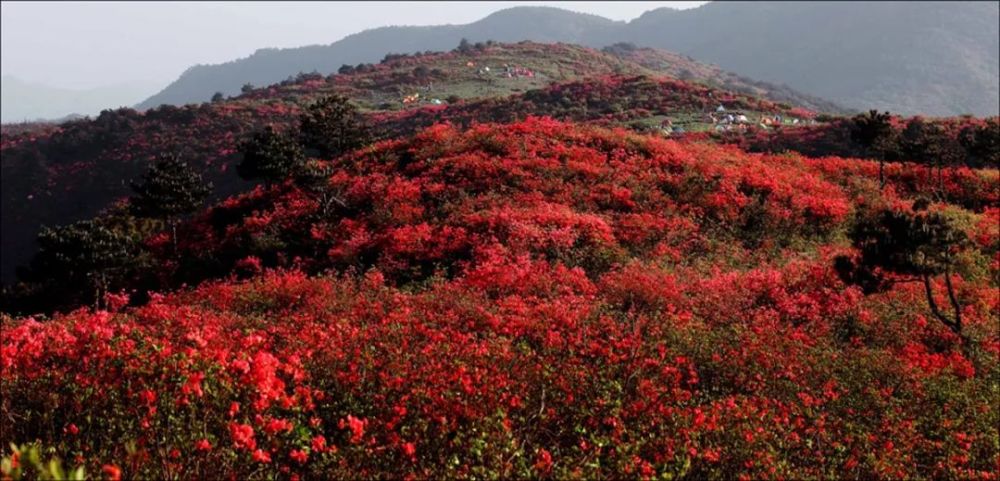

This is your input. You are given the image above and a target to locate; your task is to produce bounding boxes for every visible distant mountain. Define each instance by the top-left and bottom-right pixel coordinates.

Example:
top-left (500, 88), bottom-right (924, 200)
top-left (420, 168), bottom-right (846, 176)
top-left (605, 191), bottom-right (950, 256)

top-left (136, 7), bottom-right (623, 110)
top-left (1, 76), bottom-right (157, 123)
top-left (621, 1), bottom-right (999, 117)
top-left (137, 2), bottom-right (998, 117)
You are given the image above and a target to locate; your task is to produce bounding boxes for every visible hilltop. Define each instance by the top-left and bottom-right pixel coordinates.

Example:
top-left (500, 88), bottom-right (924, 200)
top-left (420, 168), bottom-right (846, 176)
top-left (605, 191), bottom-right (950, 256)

top-left (141, 41), bottom-right (845, 114)
top-left (137, 3), bottom-right (998, 116)
top-left (135, 9), bottom-right (623, 110)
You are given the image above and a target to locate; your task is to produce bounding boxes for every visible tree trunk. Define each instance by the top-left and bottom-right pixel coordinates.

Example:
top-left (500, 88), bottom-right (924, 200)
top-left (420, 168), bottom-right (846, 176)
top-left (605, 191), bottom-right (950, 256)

top-left (923, 274), bottom-right (954, 332)
top-left (170, 218), bottom-right (178, 255)
top-left (943, 268), bottom-right (962, 334)
top-left (93, 274), bottom-right (106, 311)
top-left (922, 273), bottom-right (964, 341)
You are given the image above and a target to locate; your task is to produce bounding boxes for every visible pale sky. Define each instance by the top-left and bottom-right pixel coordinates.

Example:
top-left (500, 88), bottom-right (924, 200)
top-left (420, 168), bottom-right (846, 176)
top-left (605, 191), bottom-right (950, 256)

top-left (1, 1), bottom-right (708, 91)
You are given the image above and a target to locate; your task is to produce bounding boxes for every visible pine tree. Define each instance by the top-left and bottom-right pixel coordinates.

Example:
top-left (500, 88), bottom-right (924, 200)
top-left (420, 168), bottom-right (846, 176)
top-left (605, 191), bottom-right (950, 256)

top-left (130, 154), bottom-right (211, 249)
top-left (900, 118), bottom-right (962, 196)
top-left (850, 110), bottom-right (895, 188)
top-left (299, 95), bottom-right (371, 159)
top-left (25, 219), bottom-right (137, 310)
top-left (835, 204), bottom-right (970, 339)
top-left (237, 126), bottom-right (305, 185)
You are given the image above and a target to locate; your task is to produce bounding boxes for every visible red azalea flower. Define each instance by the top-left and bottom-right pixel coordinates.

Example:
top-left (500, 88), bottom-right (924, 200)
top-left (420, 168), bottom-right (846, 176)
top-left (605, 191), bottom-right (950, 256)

top-left (311, 435), bottom-right (327, 453)
top-left (252, 449), bottom-right (271, 463)
top-left (102, 464), bottom-right (122, 481)
top-left (290, 449), bottom-right (308, 464)
top-left (230, 422), bottom-right (256, 451)
top-left (402, 442), bottom-right (417, 459)
top-left (534, 448), bottom-right (553, 474)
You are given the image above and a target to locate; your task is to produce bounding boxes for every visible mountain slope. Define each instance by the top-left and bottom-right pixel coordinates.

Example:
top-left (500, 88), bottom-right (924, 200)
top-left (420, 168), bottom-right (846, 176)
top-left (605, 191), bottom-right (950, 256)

top-left (137, 3), bottom-right (998, 116)
top-left (600, 43), bottom-right (846, 114)
top-left (622, 1), bottom-right (999, 117)
top-left (0, 42), bottom-right (824, 285)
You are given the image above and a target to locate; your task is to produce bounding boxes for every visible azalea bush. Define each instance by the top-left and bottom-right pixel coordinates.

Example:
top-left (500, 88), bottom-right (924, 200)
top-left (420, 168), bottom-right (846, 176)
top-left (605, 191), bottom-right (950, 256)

top-left (2, 261), bottom-right (997, 479)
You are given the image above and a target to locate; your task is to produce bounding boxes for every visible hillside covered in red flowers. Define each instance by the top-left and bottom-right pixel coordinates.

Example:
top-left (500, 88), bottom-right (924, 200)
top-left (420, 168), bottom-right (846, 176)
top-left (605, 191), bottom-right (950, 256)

top-left (2, 117), bottom-right (998, 480)
top-left (2, 42), bottom-right (834, 286)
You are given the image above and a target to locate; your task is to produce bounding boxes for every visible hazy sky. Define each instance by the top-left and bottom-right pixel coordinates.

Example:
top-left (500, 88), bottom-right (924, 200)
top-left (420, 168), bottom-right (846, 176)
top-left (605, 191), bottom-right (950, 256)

top-left (1, 1), bottom-right (708, 91)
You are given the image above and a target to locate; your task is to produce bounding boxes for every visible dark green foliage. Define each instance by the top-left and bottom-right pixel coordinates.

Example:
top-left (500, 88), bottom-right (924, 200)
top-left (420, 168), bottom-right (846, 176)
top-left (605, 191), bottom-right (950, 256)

top-left (959, 118), bottom-right (1000, 168)
top-left (850, 110), bottom-right (896, 155)
top-left (241, 83), bottom-right (255, 94)
top-left (20, 219), bottom-right (138, 310)
top-left (850, 110), bottom-right (896, 186)
top-left (457, 38), bottom-right (472, 54)
top-left (412, 66), bottom-right (430, 78)
top-left (601, 42), bottom-right (639, 55)
top-left (3, 202), bottom-right (159, 315)
top-left (237, 126), bottom-right (305, 184)
top-left (836, 205), bottom-right (970, 334)
top-left (296, 71), bottom-right (323, 83)
top-left (900, 118), bottom-right (964, 195)
top-left (900, 118), bottom-right (963, 164)
top-left (130, 154), bottom-right (212, 221)
top-left (850, 208), bottom-right (966, 278)
top-left (211, 92), bottom-right (224, 102)
top-left (299, 95), bottom-right (372, 158)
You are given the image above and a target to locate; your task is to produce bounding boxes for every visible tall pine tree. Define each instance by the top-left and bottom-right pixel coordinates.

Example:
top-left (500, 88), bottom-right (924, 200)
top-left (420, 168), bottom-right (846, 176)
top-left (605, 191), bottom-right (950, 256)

top-left (850, 110), bottom-right (895, 188)
top-left (130, 154), bottom-right (211, 249)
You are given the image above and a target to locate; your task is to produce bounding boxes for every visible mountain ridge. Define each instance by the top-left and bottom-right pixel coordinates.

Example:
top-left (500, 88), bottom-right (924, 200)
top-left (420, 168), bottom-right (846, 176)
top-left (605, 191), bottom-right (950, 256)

top-left (136, 2), bottom-right (998, 116)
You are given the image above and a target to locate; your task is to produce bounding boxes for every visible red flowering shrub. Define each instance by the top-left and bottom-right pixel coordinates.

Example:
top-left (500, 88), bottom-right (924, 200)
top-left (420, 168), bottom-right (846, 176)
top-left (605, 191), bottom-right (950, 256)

top-left (2, 118), bottom-right (998, 480)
